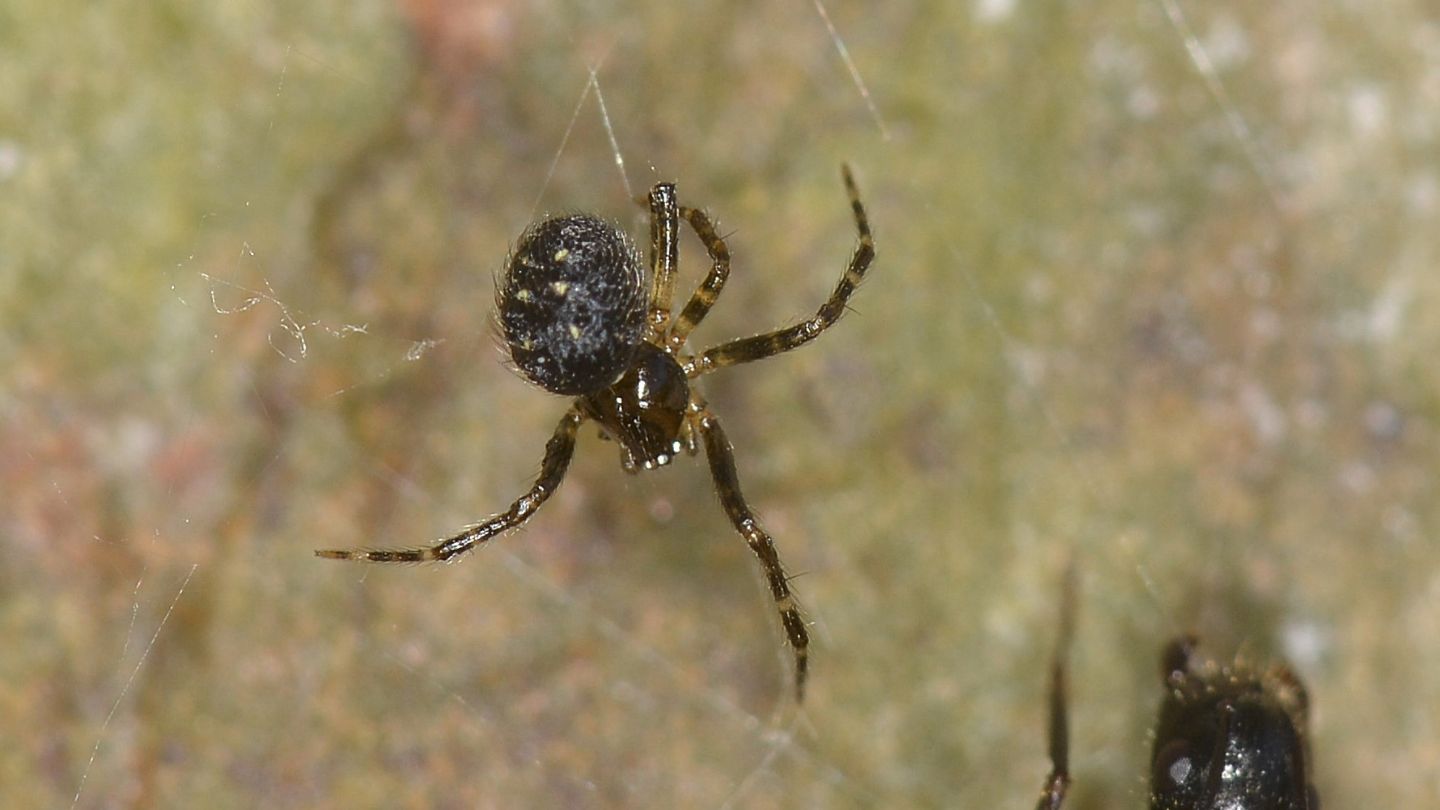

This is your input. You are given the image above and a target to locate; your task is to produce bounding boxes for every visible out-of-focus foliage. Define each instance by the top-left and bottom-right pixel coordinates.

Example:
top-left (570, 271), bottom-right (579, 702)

top-left (2, 0), bottom-right (1436, 807)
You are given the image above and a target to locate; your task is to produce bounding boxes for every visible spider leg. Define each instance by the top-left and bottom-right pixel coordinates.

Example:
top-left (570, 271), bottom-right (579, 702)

top-left (645, 182), bottom-right (680, 339)
top-left (696, 408), bottom-right (809, 700)
top-left (667, 205), bottom-right (731, 347)
top-left (686, 164), bottom-right (873, 377)
top-left (1035, 562), bottom-right (1077, 810)
top-left (316, 408), bottom-right (585, 563)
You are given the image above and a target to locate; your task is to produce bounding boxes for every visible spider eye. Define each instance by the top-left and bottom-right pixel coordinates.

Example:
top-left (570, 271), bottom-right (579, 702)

top-left (1157, 741), bottom-right (1194, 787)
top-left (1150, 736), bottom-right (1208, 806)
top-left (499, 215), bottom-right (647, 395)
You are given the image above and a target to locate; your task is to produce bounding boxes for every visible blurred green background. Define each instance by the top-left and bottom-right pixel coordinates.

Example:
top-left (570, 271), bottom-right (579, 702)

top-left (3, 0), bottom-right (1437, 806)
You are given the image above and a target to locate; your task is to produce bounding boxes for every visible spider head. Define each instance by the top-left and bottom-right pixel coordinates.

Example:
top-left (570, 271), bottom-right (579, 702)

top-left (497, 215), bottom-right (647, 396)
top-left (580, 343), bottom-right (691, 472)
top-left (1149, 639), bottom-right (1314, 810)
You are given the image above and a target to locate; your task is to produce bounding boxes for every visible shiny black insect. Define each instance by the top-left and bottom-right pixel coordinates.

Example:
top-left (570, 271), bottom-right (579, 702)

top-left (318, 166), bottom-right (874, 700)
top-left (1035, 582), bottom-right (1318, 808)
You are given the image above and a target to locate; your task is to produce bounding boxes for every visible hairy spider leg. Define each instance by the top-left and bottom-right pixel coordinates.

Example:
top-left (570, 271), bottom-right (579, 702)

top-left (666, 205), bottom-right (731, 348)
top-left (686, 164), bottom-right (874, 378)
top-left (645, 182), bottom-right (680, 339)
top-left (316, 408), bottom-right (584, 562)
top-left (697, 409), bottom-right (809, 700)
top-left (1036, 564), bottom-right (1078, 810)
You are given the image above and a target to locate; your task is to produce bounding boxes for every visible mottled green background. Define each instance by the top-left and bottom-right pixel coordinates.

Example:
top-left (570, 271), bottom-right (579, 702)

top-left (3, 1), bottom-right (1436, 807)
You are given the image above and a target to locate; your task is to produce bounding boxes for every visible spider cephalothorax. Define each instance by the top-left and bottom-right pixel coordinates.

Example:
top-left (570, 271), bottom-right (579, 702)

top-left (320, 166), bottom-right (874, 700)
top-left (1147, 637), bottom-right (1316, 810)
top-left (1033, 581), bottom-right (1318, 810)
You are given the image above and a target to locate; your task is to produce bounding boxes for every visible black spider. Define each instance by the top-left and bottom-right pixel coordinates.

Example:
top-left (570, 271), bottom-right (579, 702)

top-left (1034, 574), bottom-right (1319, 809)
top-left (318, 165), bottom-right (874, 700)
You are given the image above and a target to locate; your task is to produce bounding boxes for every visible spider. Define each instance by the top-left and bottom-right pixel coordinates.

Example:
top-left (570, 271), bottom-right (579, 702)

top-left (1033, 576), bottom-right (1319, 809)
top-left (318, 165), bottom-right (874, 700)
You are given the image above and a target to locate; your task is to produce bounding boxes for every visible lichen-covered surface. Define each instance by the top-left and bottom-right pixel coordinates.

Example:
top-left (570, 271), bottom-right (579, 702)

top-left (3, 2), bottom-right (1437, 807)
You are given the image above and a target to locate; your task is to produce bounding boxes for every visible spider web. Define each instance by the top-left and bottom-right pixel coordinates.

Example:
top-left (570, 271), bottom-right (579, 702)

top-left (4, 1), bottom-right (1438, 807)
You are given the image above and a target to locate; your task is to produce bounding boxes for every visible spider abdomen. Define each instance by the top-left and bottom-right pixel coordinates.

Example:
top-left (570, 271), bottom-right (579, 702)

top-left (498, 215), bottom-right (647, 395)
